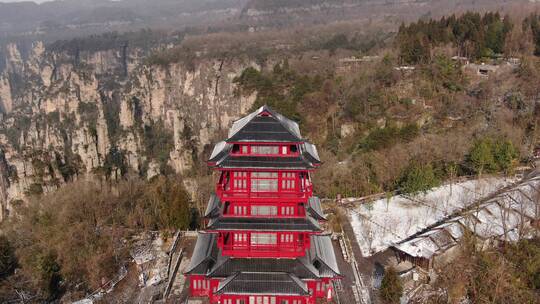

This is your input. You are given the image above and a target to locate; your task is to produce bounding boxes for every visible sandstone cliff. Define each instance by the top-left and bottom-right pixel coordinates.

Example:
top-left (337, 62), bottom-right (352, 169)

top-left (0, 42), bottom-right (257, 219)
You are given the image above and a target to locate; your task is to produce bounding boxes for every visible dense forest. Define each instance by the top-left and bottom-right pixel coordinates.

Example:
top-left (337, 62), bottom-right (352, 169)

top-left (396, 12), bottom-right (540, 63)
top-left (397, 12), bottom-right (513, 63)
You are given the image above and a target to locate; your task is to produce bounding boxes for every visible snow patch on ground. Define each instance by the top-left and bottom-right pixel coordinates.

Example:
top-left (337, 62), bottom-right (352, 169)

top-left (349, 177), bottom-right (516, 256)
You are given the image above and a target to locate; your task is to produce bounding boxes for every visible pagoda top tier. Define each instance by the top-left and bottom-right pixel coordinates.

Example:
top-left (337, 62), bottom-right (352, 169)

top-left (227, 105), bottom-right (302, 143)
top-left (208, 105), bottom-right (321, 169)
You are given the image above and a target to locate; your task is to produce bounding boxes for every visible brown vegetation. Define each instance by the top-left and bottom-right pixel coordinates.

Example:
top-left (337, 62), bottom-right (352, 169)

top-left (425, 237), bottom-right (540, 303)
top-left (0, 176), bottom-right (194, 302)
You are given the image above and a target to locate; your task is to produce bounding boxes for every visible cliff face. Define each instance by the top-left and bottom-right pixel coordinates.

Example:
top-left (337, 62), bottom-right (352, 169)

top-left (0, 42), bottom-right (257, 219)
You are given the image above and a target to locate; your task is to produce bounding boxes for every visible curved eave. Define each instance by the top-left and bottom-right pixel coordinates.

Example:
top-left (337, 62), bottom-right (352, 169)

top-left (205, 229), bottom-right (324, 233)
top-left (209, 155), bottom-right (316, 170)
top-left (215, 272), bottom-right (310, 296)
top-left (211, 166), bottom-right (317, 171)
top-left (212, 165), bottom-right (315, 170)
top-left (215, 291), bottom-right (310, 296)
top-left (225, 139), bottom-right (307, 143)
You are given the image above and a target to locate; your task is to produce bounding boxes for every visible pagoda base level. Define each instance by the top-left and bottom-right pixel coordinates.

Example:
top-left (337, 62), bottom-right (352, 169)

top-left (196, 293), bottom-right (327, 304)
top-left (189, 275), bottom-right (336, 304)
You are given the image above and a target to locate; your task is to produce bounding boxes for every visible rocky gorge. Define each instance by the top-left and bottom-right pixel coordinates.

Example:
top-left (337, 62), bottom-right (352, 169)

top-left (0, 41), bottom-right (258, 220)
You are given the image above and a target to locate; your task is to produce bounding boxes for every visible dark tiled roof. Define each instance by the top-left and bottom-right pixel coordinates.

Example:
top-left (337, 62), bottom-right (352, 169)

top-left (214, 155), bottom-right (315, 169)
top-left (184, 233), bottom-right (218, 275)
top-left (206, 216), bottom-right (322, 232)
top-left (204, 194), bottom-right (221, 218)
top-left (301, 235), bottom-right (341, 277)
top-left (227, 105), bottom-right (302, 142)
top-left (216, 272), bottom-right (309, 296)
top-left (302, 142), bottom-right (321, 164)
top-left (209, 141), bottom-right (232, 163)
top-left (187, 234), bottom-right (340, 279)
top-left (308, 196), bottom-right (326, 221)
top-left (209, 256), bottom-right (319, 279)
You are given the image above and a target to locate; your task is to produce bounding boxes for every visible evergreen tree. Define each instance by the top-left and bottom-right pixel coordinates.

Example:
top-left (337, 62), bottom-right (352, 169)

top-left (493, 140), bottom-right (518, 174)
top-left (467, 138), bottom-right (518, 175)
top-left (468, 138), bottom-right (496, 175)
top-left (524, 14), bottom-right (540, 56)
top-left (399, 162), bottom-right (440, 195)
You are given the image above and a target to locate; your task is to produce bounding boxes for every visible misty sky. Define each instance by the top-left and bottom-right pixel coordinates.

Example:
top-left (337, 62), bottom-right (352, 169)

top-left (0, 0), bottom-right (51, 3)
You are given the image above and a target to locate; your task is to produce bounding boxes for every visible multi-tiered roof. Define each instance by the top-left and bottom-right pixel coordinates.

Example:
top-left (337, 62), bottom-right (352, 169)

top-left (186, 105), bottom-right (340, 304)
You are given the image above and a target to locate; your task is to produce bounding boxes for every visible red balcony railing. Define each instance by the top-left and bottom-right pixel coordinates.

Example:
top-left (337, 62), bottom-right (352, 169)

top-left (221, 244), bottom-right (307, 258)
top-left (216, 183), bottom-right (313, 201)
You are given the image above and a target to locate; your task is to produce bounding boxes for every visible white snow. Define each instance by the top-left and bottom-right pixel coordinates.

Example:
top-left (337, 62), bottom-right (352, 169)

top-left (396, 236), bottom-right (438, 258)
top-left (439, 222), bottom-right (463, 240)
top-left (348, 177), bottom-right (516, 256)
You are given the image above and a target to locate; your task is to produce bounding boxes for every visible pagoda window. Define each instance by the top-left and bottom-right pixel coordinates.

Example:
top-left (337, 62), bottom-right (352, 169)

top-left (251, 205), bottom-right (278, 216)
top-left (281, 300), bottom-right (303, 304)
top-left (251, 232), bottom-right (277, 245)
top-left (249, 296), bottom-right (276, 304)
top-left (233, 205), bottom-right (248, 216)
top-left (280, 205), bottom-right (296, 216)
top-left (192, 278), bottom-right (209, 291)
top-left (251, 172), bottom-right (278, 192)
top-left (281, 172), bottom-right (297, 191)
top-left (232, 144), bottom-right (249, 154)
top-left (251, 145), bottom-right (279, 155)
top-left (233, 233), bottom-right (248, 246)
top-left (280, 233), bottom-right (294, 244)
top-left (232, 171), bottom-right (248, 190)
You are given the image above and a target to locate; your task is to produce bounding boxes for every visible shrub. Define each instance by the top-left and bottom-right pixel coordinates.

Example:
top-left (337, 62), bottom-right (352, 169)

top-left (467, 137), bottom-right (518, 175)
top-left (25, 183), bottom-right (44, 196)
top-left (399, 162), bottom-right (440, 195)
top-left (380, 267), bottom-right (403, 304)
top-left (142, 120), bottom-right (174, 173)
top-left (141, 176), bottom-right (192, 230)
top-left (360, 123), bottom-right (419, 151)
top-left (361, 126), bottom-right (401, 151)
top-left (0, 236), bottom-right (17, 280)
top-left (36, 251), bottom-right (62, 300)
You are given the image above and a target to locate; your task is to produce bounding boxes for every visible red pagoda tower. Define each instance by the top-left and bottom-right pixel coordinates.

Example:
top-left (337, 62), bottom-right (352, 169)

top-left (185, 106), bottom-right (340, 304)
